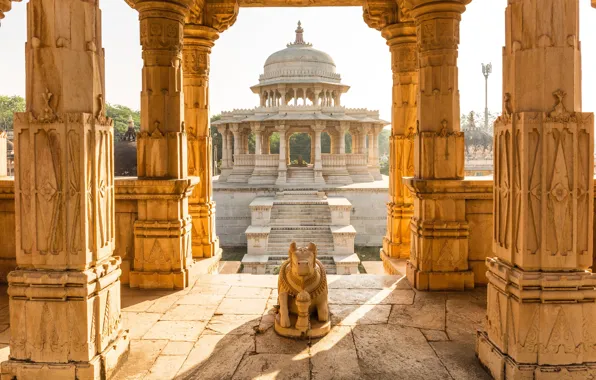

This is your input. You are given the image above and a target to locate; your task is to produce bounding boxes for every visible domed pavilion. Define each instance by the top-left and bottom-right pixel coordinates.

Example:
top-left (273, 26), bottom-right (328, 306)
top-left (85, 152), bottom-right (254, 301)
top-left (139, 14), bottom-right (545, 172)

top-left (214, 21), bottom-right (388, 186)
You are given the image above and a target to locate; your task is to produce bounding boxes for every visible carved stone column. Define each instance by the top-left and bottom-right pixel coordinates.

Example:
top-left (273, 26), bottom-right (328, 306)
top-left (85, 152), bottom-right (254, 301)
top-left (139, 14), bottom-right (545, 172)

top-left (336, 122), bottom-right (350, 154)
top-left (312, 122), bottom-right (326, 184)
top-left (231, 124), bottom-right (241, 157)
top-left (252, 123), bottom-right (263, 155)
top-left (3, 0), bottom-right (130, 377)
top-left (128, 0), bottom-right (198, 289)
top-left (368, 125), bottom-right (383, 180)
top-left (183, 21), bottom-right (232, 260)
top-left (217, 125), bottom-right (229, 169)
top-left (359, 126), bottom-right (369, 155)
top-left (276, 125), bottom-right (288, 185)
top-left (364, 2), bottom-right (417, 259)
top-left (477, 1), bottom-right (596, 377)
top-left (403, 0), bottom-right (472, 290)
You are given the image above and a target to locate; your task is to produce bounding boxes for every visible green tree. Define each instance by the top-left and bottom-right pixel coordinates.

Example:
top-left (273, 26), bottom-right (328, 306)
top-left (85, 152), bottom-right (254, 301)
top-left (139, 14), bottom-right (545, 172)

top-left (106, 103), bottom-right (140, 137)
top-left (0, 95), bottom-right (26, 131)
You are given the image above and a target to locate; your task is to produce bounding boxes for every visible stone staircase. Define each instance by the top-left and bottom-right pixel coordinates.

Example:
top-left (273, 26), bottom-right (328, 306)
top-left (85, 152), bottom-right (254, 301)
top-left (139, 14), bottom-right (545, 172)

top-left (265, 255), bottom-right (337, 275)
top-left (286, 167), bottom-right (314, 184)
top-left (267, 226), bottom-right (335, 255)
top-left (243, 190), bottom-right (359, 275)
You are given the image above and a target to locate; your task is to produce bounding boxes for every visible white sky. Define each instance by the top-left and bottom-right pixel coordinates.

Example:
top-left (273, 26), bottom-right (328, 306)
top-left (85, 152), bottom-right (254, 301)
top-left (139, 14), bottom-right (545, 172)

top-left (1, 1), bottom-right (596, 122)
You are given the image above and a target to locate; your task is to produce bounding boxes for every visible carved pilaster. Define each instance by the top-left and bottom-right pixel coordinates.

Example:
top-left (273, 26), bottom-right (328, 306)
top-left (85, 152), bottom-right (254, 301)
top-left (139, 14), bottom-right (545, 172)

top-left (3, 0), bottom-right (129, 378)
top-left (364, 0), bottom-right (417, 259)
top-left (478, 1), bottom-right (596, 378)
top-left (131, 0), bottom-right (196, 288)
top-left (404, 0), bottom-right (472, 290)
top-left (183, 24), bottom-right (221, 259)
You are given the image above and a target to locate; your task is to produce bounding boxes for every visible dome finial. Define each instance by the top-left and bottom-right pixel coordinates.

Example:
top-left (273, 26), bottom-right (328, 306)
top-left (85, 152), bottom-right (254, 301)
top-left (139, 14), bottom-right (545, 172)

top-left (294, 20), bottom-right (305, 44)
top-left (288, 20), bottom-right (311, 47)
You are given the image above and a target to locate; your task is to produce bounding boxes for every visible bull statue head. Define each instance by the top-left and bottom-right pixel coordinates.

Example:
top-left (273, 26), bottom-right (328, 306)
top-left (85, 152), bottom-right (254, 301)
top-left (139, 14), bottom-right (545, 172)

top-left (289, 241), bottom-right (317, 277)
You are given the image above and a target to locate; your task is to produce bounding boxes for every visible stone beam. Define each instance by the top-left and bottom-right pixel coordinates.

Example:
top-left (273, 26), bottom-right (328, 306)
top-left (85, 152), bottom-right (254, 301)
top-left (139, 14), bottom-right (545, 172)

top-left (477, 1), bottom-right (596, 378)
top-left (2, 0), bottom-right (129, 378)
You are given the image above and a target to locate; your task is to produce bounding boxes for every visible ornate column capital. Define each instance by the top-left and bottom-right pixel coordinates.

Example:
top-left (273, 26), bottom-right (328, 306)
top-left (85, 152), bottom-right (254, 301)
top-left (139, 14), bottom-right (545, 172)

top-left (187, 0), bottom-right (239, 33)
top-left (229, 123), bottom-right (241, 133)
top-left (311, 121), bottom-right (326, 133)
top-left (251, 122), bottom-right (264, 133)
top-left (335, 122), bottom-right (351, 134)
top-left (216, 124), bottom-right (227, 134)
top-left (275, 124), bottom-right (288, 133)
top-left (0, 0), bottom-right (20, 19)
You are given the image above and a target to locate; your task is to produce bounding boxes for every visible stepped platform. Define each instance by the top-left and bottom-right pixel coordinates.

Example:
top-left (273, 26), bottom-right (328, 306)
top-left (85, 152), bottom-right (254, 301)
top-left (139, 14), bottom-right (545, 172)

top-left (242, 190), bottom-right (359, 275)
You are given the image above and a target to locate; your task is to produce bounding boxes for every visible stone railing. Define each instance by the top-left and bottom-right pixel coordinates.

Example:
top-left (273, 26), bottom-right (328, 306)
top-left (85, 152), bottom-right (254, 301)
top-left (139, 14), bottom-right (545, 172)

top-left (345, 154), bottom-right (367, 167)
top-left (322, 154), bottom-right (346, 168)
top-left (233, 154), bottom-right (255, 167)
top-left (254, 154), bottom-right (279, 168)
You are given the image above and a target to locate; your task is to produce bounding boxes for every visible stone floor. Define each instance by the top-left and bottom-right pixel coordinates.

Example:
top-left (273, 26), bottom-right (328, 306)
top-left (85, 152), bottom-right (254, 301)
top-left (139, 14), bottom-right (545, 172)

top-left (0, 261), bottom-right (492, 380)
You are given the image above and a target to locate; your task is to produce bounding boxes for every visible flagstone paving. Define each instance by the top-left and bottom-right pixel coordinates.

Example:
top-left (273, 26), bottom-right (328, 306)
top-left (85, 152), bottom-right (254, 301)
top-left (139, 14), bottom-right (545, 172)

top-left (0, 264), bottom-right (491, 380)
top-left (109, 263), bottom-right (491, 380)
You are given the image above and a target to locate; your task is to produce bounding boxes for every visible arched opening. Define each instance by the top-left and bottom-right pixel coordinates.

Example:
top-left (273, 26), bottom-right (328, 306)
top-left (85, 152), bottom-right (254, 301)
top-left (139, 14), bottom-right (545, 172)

top-left (288, 132), bottom-right (312, 166)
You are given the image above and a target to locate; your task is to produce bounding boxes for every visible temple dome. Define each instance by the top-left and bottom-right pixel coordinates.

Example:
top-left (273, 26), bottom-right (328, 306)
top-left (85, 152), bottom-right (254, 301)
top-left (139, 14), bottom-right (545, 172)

top-left (259, 21), bottom-right (341, 85)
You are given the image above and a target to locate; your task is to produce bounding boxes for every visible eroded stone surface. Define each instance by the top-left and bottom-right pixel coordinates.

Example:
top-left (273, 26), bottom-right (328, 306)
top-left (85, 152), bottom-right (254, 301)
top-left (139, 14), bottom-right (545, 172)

top-left (389, 292), bottom-right (446, 330)
top-left (311, 326), bottom-right (363, 379)
top-left (232, 354), bottom-right (310, 380)
top-left (352, 324), bottom-right (452, 379)
top-left (330, 304), bottom-right (391, 325)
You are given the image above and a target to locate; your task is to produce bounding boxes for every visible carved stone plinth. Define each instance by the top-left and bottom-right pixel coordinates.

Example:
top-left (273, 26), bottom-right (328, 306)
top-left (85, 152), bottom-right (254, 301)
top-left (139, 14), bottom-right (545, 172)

top-left (126, 178), bottom-right (198, 290)
top-left (275, 242), bottom-right (330, 339)
top-left (2, 257), bottom-right (130, 380)
top-left (404, 178), bottom-right (474, 290)
top-left (477, 259), bottom-right (596, 379)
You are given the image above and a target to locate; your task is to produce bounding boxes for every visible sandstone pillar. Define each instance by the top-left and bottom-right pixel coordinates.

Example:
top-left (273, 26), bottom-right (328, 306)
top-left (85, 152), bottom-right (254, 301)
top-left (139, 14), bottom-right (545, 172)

top-left (337, 123), bottom-right (349, 154)
top-left (252, 123), bottom-right (263, 155)
top-left (368, 126), bottom-right (383, 180)
top-left (130, 0), bottom-right (196, 289)
top-left (184, 24), bottom-right (222, 259)
top-left (231, 124), bottom-right (241, 157)
top-left (360, 126), bottom-right (369, 155)
top-left (3, 0), bottom-right (129, 378)
top-left (217, 125), bottom-right (229, 169)
top-left (370, 20), bottom-right (418, 263)
top-left (313, 122), bottom-right (326, 184)
top-left (404, 0), bottom-right (472, 290)
top-left (477, 1), bottom-right (596, 378)
top-left (276, 125), bottom-right (288, 185)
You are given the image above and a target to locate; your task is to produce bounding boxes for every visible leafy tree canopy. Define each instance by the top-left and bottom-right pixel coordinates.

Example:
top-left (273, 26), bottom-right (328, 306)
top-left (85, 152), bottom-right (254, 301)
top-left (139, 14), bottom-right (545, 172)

top-left (0, 95), bottom-right (26, 131)
top-left (106, 103), bottom-right (140, 137)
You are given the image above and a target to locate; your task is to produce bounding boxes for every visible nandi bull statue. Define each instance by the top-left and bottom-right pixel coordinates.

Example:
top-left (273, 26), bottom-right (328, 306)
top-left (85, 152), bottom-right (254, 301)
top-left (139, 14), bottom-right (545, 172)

top-left (275, 242), bottom-right (330, 338)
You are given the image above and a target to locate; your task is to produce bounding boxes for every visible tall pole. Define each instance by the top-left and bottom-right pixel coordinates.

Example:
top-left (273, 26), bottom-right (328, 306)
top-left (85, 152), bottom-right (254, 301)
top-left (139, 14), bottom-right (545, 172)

top-left (481, 63), bottom-right (492, 131)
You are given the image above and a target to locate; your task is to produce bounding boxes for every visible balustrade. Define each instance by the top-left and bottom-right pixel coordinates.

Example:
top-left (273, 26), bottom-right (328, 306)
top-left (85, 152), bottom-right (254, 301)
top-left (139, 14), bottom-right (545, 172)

top-left (233, 154), bottom-right (256, 167)
top-left (321, 154), bottom-right (347, 168)
top-left (345, 153), bottom-right (367, 167)
top-left (254, 154), bottom-right (280, 167)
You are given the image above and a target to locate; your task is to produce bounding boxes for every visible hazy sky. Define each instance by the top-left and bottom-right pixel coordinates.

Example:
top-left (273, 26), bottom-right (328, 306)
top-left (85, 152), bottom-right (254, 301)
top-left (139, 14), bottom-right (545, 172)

top-left (1, 1), bottom-right (596, 122)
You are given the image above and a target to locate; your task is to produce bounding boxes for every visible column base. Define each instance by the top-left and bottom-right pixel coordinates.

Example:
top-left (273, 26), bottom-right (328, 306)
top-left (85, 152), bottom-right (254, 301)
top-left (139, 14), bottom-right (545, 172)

top-left (382, 238), bottom-right (410, 259)
top-left (476, 331), bottom-right (596, 380)
top-left (380, 249), bottom-right (405, 275)
top-left (406, 261), bottom-right (474, 291)
top-left (129, 268), bottom-right (191, 290)
top-left (275, 171), bottom-right (287, 185)
top-left (2, 329), bottom-right (129, 380)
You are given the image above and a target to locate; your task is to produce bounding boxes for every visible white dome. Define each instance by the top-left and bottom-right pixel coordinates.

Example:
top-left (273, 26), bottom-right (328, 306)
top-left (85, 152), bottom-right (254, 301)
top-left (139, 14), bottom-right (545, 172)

top-left (258, 22), bottom-right (341, 85)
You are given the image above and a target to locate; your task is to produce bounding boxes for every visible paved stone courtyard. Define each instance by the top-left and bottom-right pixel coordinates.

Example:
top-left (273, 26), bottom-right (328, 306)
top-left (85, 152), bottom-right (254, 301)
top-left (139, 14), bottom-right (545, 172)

top-left (0, 262), bottom-right (491, 380)
top-left (108, 260), bottom-right (490, 380)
